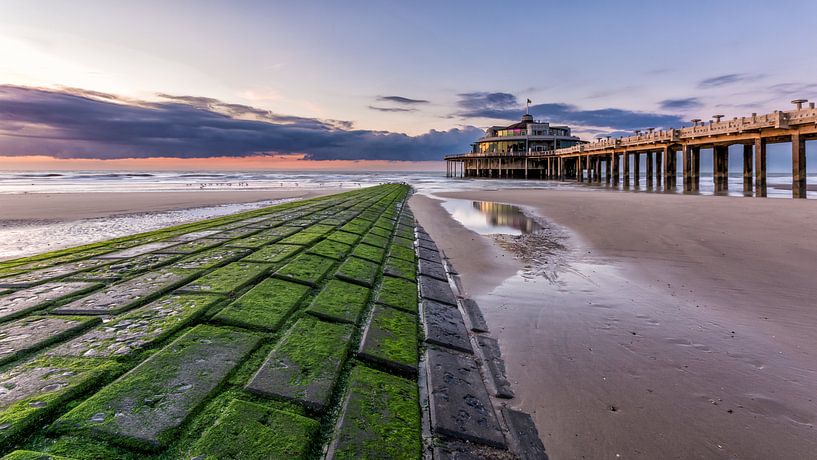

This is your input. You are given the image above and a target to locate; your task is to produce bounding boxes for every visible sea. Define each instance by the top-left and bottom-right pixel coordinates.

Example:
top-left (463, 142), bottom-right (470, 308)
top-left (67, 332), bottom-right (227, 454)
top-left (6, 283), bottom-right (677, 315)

top-left (0, 170), bottom-right (813, 260)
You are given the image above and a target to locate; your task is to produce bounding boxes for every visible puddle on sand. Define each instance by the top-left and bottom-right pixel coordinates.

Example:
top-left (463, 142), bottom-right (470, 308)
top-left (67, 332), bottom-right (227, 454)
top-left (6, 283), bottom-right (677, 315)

top-left (440, 199), bottom-right (541, 235)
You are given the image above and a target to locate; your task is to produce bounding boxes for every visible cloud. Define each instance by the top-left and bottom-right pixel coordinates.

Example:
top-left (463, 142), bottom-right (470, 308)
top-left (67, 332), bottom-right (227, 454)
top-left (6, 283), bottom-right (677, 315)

top-left (659, 97), bottom-right (703, 111)
top-left (454, 93), bottom-right (684, 131)
top-left (698, 73), bottom-right (762, 88)
top-left (367, 106), bottom-right (416, 113)
top-left (0, 85), bottom-right (480, 161)
top-left (376, 95), bottom-right (429, 105)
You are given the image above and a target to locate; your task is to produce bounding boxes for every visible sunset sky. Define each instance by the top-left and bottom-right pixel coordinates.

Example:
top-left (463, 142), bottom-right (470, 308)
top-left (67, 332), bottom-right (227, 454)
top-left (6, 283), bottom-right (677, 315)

top-left (1, 0), bottom-right (816, 169)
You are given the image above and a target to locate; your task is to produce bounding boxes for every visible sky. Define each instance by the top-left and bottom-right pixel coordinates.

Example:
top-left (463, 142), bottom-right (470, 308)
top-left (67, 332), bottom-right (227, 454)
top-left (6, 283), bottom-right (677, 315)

top-left (1, 0), bottom-right (816, 169)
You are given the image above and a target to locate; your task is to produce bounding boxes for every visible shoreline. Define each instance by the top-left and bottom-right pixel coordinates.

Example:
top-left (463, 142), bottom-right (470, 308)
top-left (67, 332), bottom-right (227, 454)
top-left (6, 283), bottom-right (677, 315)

top-left (411, 188), bottom-right (817, 458)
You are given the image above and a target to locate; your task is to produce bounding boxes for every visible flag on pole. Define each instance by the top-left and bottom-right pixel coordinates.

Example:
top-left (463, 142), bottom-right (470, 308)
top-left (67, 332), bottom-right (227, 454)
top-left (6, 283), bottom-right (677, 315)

top-left (527, 98), bottom-right (532, 104)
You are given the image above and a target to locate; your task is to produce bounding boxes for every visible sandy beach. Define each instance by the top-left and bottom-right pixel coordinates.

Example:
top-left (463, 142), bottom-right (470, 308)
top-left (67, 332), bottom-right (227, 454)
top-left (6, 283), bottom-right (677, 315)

top-left (411, 189), bottom-right (817, 459)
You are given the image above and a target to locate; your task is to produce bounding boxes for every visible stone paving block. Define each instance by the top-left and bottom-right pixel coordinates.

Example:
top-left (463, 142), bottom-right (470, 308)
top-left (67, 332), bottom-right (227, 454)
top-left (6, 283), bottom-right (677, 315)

top-left (174, 247), bottom-right (251, 271)
top-left (256, 225), bottom-right (301, 239)
top-left (417, 238), bottom-right (439, 251)
top-left (168, 230), bottom-right (223, 242)
top-left (67, 253), bottom-right (181, 282)
top-left (206, 227), bottom-right (261, 240)
top-left (388, 244), bottom-right (416, 263)
top-left (383, 256), bottom-right (416, 282)
top-left (154, 238), bottom-right (223, 255)
top-left (53, 270), bottom-right (194, 315)
top-left (241, 243), bottom-right (302, 263)
top-left (419, 275), bottom-right (457, 306)
top-left (334, 257), bottom-right (379, 288)
top-left (417, 246), bottom-right (442, 264)
top-left (358, 305), bottom-right (418, 376)
top-left (461, 298), bottom-right (489, 333)
top-left (361, 233), bottom-right (389, 249)
top-left (1, 451), bottom-right (76, 460)
top-left (245, 316), bottom-right (353, 412)
top-left (224, 230), bottom-right (285, 249)
top-left (0, 356), bottom-right (120, 448)
top-left (54, 325), bottom-right (260, 449)
top-left (51, 294), bottom-right (222, 358)
top-left (478, 336), bottom-right (514, 399)
top-left (0, 316), bottom-right (99, 365)
top-left (188, 399), bottom-right (319, 460)
top-left (307, 239), bottom-right (352, 261)
top-left (96, 242), bottom-right (180, 260)
top-left (0, 259), bottom-right (111, 288)
top-left (275, 254), bottom-right (335, 287)
top-left (339, 220), bottom-right (372, 235)
top-left (351, 243), bottom-right (385, 264)
top-left (423, 300), bottom-right (472, 354)
top-left (391, 235), bottom-right (415, 250)
top-left (418, 258), bottom-right (447, 281)
top-left (501, 407), bottom-right (548, 460)
top-left (0, 282), bottom-right (100, 322)
top-left (432, 439), bottom-right (515, 460)
top-left (279, 231), bottom-right (324, 246)
top-left (426, 348), bottom-right (506, 448)
top-left (329, 366), bottom-right (420, 459)
top-left (368, 225), bottom-right (392, 239)
top-left (176, 261), bottom-right (271, 295)
top-left (213, 278), bottom-right (309, 331)
top-left (326, 230), bottom-right (361, 246)
top-left (306, 279), bottom-right (369, 324)
top-left (375, 276), bottom-right (417, 314)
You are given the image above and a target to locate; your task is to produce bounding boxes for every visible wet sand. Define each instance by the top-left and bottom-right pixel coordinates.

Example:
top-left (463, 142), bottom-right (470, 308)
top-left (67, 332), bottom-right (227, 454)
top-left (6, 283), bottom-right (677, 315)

top-left (0, 190), bottom-right (339, 223)
top-left (410, 190), bottom-right (817, 459)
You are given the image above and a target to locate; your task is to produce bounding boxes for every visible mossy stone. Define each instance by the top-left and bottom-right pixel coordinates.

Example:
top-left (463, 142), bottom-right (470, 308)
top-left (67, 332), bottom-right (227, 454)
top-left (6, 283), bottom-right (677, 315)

top-left (213, 278), bottom-right (310, 332)
top-left (375, 276), bottom-right (418, 314)
top-left (306, 280), bottom-right (370, 324)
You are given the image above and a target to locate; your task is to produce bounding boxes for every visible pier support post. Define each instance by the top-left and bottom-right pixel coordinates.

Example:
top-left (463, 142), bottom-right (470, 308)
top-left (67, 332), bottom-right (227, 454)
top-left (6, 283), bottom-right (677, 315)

top-left (662, 146), bottom-right (674, 189)
top-left (713, 145), bottom-right (729, 193)
top-left (623, 152), bottom-right (630, 187)
top-left (524, 157), bottom-right (529, 179)
top-left (754, 138), bottom-right (766, 197)
top-left (586, 156), bottom-right (592, 182)
top-left (633, 152), bottom-right (640, 187)
top-left (743, 144), bottom-right (753, 194)
top-left (606, 155), bottom-right (612, 184)
top-left (594, 157), bottom-right (602, 183)
top-left (692, 147), bottom-right (701, 191)
top-left (792, 132), bottom-right (806, 198)
top-left (682, 146), bottom-right (692, 191)
top-left (558, 157), bottom-right (563, 181)
top-left (646, 152), bottom-right (653, 187)
top-left (655, 151), bottom-right (662, 187)
top-left (611, 153), bottom-right (619, 185)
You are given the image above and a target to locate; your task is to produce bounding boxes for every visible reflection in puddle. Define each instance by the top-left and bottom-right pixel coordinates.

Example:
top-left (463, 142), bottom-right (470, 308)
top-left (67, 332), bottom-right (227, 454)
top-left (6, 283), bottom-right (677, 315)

top-left (440, 199), bottom-right (541, 235)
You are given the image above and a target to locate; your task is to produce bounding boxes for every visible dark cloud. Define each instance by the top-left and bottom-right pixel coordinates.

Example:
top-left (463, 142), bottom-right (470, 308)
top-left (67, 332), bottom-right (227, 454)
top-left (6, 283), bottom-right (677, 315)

top-left (698, 73), bottom-right (762, 88)
top-left (367, 106), bottom-right (416, 113)
top-left (0, 85), bottom-right (480, 161)
top-left (455, 92), bottom-right (684, 131)
top-left (376, 96), bottom-right (429, 105)
top-left (659, 97), bottom-right (703, 111)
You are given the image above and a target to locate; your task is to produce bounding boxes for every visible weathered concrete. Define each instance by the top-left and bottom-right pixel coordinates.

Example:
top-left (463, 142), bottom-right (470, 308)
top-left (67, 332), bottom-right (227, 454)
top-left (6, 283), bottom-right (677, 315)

top-left (0, 259), bottom-right (111, 288)
top-left (0, 282), bottom-right (100, 322)
top-left (0, 316), bottom-right (99, 365)
top-left (97, 242), bottom-right (180, 260)
top-left (478, 336), bottom-right (514, 399)
top-left (502, 408), bottom-right (548, 460)
top-left (418, 275), bottom-right (457, 306)
top-left (423, 300), bottom-right (472, 354)
top-left (418, 258), bottom-right (447, 282)
top-left (461, 298), bottom-right (490, 333)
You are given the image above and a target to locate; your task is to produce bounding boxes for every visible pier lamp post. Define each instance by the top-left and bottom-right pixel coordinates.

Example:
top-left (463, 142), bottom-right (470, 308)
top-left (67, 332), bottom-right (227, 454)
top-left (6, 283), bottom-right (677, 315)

top-left (791, 99), bottom-right (808, 110)
top-left (691, 119), bottom-right (701, 127)
top-left (634, 130), bottom-right (642, 136)
top-left (713, 115), bottom-right (725, 123)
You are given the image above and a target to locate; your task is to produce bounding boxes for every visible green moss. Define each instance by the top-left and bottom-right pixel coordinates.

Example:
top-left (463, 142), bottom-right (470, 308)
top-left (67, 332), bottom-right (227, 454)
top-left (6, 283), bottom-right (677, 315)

top-left (278, 231), bottom-right (323, 246)
top-left (224, 231), bottom-right (284, 249)
top-left (368, 225), bottom-right (392, 239)
top-left (187, 399), bottom-right (319, 460)
top-left (178, 261), bottom-right (272, 294)
top-left (387, 244), bottom-right (416, 263)
top-left (1, 450), bottom-right (75, 460)
top-left (358, 305), bottom-right (418, 375)
top-left (339, 219), bottom-right (372, 235)
top-left (326, 230), bottom-right (360, 246)
top-left (213, 278), bottom-right (310, 331)
top-left (175, 247), bottom-right (251, 271)
top-left (306, 280), bottom-right (370, 324)
top-left (334, 257), bottom-right (379, 288)
top-left (375, 276), bottom-right (418, 313)
top-left (360, 233), bottom-right (389, 249)
top-left (0, 356), bottom-right (122, 449)
top-left (382, 256), bottom-right (416, 282)
top-left (241, 244), bottom-right (301, 263)
top-left (306, 239), bottom-right (352, 261)
top-left (274, 254), bottom-right (335, 286)
top-left (351, 244), bottom-right (385, 264)
top-left (0, 316), bottom-right (100, 365)
top-left (391, 236), bottom-right (415, 250)
top-left (331, 365), bottom-right (420, 459)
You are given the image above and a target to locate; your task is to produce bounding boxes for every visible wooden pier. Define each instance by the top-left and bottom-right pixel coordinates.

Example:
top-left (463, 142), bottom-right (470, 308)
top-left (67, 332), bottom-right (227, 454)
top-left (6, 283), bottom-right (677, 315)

top-left (445, 101), bottom-right (817, 198)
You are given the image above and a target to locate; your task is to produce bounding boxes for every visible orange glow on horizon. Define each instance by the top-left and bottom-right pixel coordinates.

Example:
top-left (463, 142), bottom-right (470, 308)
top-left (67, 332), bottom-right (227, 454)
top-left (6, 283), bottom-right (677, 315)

top-left (0, 154), bottom-right (444, 171)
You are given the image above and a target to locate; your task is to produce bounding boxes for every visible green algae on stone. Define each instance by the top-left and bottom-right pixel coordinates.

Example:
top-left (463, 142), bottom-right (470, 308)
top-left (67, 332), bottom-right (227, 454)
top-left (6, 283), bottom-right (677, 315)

top-left (368, 225), bottom-right (392, 239)
top-left (245, 316), bottom-right (353, 412)
top-left (307, 239), bottom-right (352, 261)
top-left (351, 244), bottom-right (385, 264)
top-left (387, 244), bottom-right (416, 264)
top-left (334, 257), bottom-right (379, 288)
top-left (306, 279), bottom-right (370, 324)
top-left (241, 244), bottom-right (302, 264)
top-left (374, 276), bottom-right (418, 314)
top-left (0, 356), bottom-right (122, 449)
top-left (51, 294), bottom-right (223, 358)
top-left (213, 278), bottom-right (310, 332)
top-left (339, 219), bottom-right (372, 235)
top-left (53, 325), bottom-right (260, 450)
top-left (173, 246), bottom-right (251, 271)
top-left (358, 305), bottom-right (419, 375)
top-left (329, 365), bottom-right (420, 459)
top-left (0, 282), bottom-right (101, 323)
top-left (275, 254), bottom-right (335, 287)
top-left (360, 233), bottom-right (389, 249)
top-left (326, 230), bottom-right (361, 246)
top-left (177, 261), bottom-right (272, 295)
top-left (187, 399), bottom-right (319, 460)
top-left (1, 450), bottom-right (75, 460)
top-left (383, 256), bottom-right (416, 282)
top-left (67, 253), bottom-right (181, 282)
